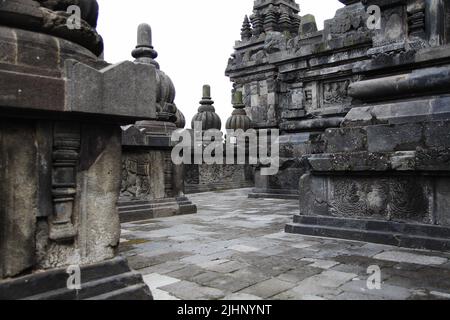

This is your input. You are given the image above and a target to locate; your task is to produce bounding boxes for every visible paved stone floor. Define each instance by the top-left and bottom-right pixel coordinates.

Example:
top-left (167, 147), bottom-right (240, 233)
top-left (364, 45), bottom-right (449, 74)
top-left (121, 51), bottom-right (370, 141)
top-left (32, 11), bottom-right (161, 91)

top-left (120, 189), bottom-right (450, 300)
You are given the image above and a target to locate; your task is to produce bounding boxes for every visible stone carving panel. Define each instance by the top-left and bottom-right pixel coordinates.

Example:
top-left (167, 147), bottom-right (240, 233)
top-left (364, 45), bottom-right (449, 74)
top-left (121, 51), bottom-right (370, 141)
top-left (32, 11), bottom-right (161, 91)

top-left (328, 176), bottom-right (430, 223)
top-left (322, 80), bottom-right (351, 106)
top-left (121, 151), bottom-right (166, 201)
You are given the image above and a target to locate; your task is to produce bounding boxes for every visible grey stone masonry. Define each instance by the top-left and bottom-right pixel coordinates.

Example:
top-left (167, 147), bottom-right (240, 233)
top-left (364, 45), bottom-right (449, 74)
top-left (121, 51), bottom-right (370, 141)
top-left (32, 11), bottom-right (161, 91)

top-left (121, 189), bottom-right (450, 300)
top-left (285, 0), bottom-right (450, 251)
top-left (226, 0), bottom-right (373, 200)
top-left (119, 24), bottom-right (197, 223)
top-left (0, 1), bottom-right (152, 299)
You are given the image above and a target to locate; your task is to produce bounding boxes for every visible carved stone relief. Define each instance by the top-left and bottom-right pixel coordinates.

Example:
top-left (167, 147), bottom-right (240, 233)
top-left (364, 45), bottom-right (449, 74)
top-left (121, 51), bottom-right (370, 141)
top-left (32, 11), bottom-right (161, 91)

top-left (322, 80), bottom-right (351, 106)
top-left (121, 151), bottom-right (167, 201)
top-left (328, 177), bottom-right (430, 223)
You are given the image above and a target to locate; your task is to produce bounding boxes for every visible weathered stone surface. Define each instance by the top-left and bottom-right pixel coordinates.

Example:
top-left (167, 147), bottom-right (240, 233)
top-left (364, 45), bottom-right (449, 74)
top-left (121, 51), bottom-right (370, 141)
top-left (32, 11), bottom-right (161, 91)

top-left (66, 60), bottom-right (157, 119)
top-left (0, 0), bottom-right (103, 55)
top-left (0, 257), bottom-right (152, 300)
top-left (0, 121), bottom-right (38, 279)
top-left (227, 0), bottom-right (373, 199)
top-left (118, 189), bottom-right (450, 300)
top-left (285, 0), bottom-right (450, 250)
top-left (185, 163), bottom-right (254, 194)
top-left (118, 24), bottom-right (196, 223)
top-left (0, 3), bottom-right (153, 299)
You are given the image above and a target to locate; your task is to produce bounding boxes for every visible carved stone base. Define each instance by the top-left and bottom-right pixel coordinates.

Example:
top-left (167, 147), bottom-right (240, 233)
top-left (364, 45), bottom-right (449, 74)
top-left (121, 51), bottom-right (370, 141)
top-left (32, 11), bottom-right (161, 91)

top-left (286, 173), bottom-right (450, 251)
top-left (286, 215), bottom-right (450, 252)
top-left (184, 163), bottom-right (254, 195)
top-left (118, 197), bottom-right (197, 223)
top-left (0, 257), bottom-right (152, 300)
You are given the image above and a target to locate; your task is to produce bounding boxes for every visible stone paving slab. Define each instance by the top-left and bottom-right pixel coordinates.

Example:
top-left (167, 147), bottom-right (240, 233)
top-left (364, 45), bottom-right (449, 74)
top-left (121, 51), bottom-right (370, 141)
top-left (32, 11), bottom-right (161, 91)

top-left (120, 189), bottom-right (450, 300)
top-left (240, 278), bottom-right (296, 299)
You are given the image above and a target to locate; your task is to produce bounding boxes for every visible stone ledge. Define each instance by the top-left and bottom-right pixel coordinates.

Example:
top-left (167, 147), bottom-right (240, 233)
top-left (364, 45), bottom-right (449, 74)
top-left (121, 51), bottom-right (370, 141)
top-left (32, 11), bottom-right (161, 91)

top-left (286, 215), bottom-right (450, 252)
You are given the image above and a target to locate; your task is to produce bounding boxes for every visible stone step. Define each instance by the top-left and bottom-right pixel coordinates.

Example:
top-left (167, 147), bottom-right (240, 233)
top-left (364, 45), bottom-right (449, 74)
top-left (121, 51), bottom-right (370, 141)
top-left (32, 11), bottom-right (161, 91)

top-left (0, 257), bottom-right (152, 300)
top-left (118, 200), bottom-right (151, 206)
top-left (185, 183), bottom-right (253, 194)
top-left (248, 188), bottom-right (299, 200)
top-left (118, 203), bottom-right (175, 212)
top-left (248, 193), bottom-right (298, 200)
top-left (26, 271), bottom-right (143, 300)
top-left (118, 198), bottom-right (178, 207)
top-left (87, 283), bottom-right (152, 300)
top-left (286, 221), bottom-right (450, 252)
top-left (119, 206), bottom-right (178, 223)
top-left (293, 215), bottom-right (450, 239)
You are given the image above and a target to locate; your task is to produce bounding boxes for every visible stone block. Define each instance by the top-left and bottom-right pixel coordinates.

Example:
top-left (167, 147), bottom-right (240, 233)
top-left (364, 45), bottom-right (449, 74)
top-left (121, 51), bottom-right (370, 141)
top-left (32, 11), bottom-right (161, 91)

top-left (66, 60), bottom-right (157, 119)
top-left (240, 278), bottom-right (296, 299)
top-left (424, 121), bottom-right (450, 148)
top-left (367, 123), bottom-right (423, 152)
top-left (325, 127), bottom-right (367, 153)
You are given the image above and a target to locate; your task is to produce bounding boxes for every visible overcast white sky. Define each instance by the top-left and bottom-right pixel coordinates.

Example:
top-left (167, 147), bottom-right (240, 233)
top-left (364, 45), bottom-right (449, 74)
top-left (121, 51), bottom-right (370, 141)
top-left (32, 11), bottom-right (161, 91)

top-left (97, 0), bottom-right (343, 129)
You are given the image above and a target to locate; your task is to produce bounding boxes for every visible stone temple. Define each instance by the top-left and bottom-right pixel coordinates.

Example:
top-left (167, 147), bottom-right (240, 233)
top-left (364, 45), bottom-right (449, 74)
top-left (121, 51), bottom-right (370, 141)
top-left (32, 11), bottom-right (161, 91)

top-left (1, 0), bottom-right (450, 300)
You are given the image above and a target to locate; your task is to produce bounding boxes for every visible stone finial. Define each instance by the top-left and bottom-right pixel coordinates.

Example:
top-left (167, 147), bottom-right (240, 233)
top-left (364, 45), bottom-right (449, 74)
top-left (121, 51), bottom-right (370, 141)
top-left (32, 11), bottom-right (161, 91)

top-left (132, 23), bottom-right (160, 69)
top-left (131, 23), bottom-right (179, 125)
top-left (241, 15), bottom-right (252, 41)
top-left (263, 6), bottom-right (277, 32)
top-left (191, 85), bottom-right (222, 131)
top-left (226, 91), bottom-right (251, 131)
top-left (250, 12), bottom-right (264, 38)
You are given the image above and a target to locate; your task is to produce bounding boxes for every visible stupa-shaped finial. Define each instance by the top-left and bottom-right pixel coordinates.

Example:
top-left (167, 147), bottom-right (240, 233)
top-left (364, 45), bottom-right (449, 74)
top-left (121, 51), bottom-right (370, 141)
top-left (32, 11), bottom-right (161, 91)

top-left (241, 15), bottom-right (252, 41)
top-left (226, 91), bottom-right (251, 131)
top-left (132, 23), bottom-right (160, 69)
top-left (191, 85), bottom-right (222, 131)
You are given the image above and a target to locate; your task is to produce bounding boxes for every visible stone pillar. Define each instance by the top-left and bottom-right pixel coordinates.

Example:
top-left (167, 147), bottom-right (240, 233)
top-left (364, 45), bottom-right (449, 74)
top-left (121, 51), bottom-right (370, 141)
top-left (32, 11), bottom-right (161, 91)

top-left (119, 24), bottom-right (197, 223)
top-left (0, 0), bottom-right (153, 299)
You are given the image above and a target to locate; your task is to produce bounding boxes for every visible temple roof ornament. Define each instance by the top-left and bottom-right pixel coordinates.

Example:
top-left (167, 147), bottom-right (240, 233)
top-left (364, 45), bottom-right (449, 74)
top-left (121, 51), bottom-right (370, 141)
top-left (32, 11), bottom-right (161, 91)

top-left (242, 0), bottom-right (302, 40)
top-left (241, 15), bottom-right (252, 41)
top-left (226, 91), bottom-right (252, 132)
top-left (132, 23), bottom-right (181, 124)
top-left (191, 85), bottom-right (222, 131)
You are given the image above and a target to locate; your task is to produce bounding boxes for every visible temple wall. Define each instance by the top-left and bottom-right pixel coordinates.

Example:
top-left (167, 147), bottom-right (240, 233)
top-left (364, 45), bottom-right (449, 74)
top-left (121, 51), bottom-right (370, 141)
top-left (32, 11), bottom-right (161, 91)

top-left (185, 163), bottom-right (254, 194)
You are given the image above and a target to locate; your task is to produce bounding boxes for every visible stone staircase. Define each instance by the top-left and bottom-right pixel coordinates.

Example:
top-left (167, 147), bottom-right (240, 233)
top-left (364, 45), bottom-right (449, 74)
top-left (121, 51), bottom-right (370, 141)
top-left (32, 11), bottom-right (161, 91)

top-left (286, 215), bottom-right (450, 251)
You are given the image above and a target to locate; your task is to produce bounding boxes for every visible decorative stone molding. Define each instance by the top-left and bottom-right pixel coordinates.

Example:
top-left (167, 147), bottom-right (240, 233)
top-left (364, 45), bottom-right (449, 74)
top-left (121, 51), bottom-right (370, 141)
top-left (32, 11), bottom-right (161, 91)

top-left (49, 123), bottom-right (80, 242)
